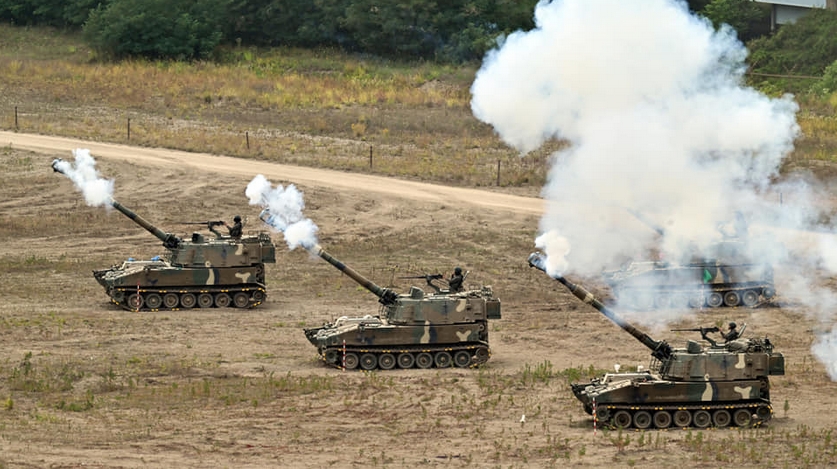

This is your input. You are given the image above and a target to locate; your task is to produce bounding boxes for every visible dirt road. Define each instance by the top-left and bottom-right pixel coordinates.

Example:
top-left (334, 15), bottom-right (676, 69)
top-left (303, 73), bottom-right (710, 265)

top-left (0, 130), bottom-right (545, 215)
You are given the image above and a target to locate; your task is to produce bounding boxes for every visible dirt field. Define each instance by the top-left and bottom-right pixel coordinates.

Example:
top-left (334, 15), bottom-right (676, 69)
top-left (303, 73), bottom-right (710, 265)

top-left (1, 134), bottom-right (837, 468)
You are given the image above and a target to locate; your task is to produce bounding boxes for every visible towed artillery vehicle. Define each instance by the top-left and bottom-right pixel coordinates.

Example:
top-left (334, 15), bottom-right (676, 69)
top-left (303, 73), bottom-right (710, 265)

top-left (53, 159), bottom-right (276, 311)
top-left (604, 210), bottom-right (775, 309)
top-left (303, 244), bottom-right (501, 370)
top-left (529, 251), bottom-right (784, 429)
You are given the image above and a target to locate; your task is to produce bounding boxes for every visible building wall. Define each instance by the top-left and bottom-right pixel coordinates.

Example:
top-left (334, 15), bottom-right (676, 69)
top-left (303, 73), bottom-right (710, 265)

top-left (754, 0), bottom-right (834, 28)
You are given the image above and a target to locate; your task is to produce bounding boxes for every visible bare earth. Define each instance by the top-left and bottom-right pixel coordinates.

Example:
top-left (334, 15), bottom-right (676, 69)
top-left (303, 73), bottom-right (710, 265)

top-left (1, 132), bottom-right (836, 468)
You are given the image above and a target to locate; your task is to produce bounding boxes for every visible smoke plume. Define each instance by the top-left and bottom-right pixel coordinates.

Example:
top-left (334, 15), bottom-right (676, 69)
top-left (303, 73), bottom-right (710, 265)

top-left (52, 149), bottom-right (114, 206)
top-left (471, 0), bottom-right (837, 374)
top-left (246, 174), bottom-right (318, 250)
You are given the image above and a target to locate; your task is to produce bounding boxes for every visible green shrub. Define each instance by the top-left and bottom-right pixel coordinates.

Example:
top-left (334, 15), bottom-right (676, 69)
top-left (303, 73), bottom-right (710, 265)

top-left (83, 0), bottom-right (226, 60)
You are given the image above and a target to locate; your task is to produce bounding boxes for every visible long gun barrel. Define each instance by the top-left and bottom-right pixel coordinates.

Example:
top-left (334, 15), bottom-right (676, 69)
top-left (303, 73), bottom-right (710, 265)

top-left (307, 243), bottom-right (398, 305)
top-left (110, 200), bottom-right (182, 249)
top-left (624, 208), bottom-right (666, 237)
top-left (528, 252), bottom-right (672, 360)
top-left (51, 159), bottom-right (181, 249)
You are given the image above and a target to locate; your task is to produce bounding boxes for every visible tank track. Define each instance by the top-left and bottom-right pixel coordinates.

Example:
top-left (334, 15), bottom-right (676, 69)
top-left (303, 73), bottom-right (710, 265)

top-left (617, 284), bottom-right (776, 310)
top-left (593, 401), bottom-right (773, 429)
top-left (318, 343), bottom-right (491, 371)
top-left (109, 285), bottom-right (267, 311)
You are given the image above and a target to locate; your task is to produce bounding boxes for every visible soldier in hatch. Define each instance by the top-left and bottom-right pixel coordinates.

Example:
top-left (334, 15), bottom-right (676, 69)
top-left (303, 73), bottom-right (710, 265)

top-left (720, 321), bottom-right (740, 342)
top-left (211, 215), bottom-right (243, 239)
top-left (448, 267), bottom-right (464, 293)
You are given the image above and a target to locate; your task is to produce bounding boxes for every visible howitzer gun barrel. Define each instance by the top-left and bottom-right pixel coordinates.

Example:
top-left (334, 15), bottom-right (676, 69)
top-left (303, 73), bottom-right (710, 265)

top-left (528, 252), bottom-right (672, 360)
top-left (307, 244), bottom-right (398, 305)
top-left (110, 200), bottom-right (181, 249)
top-left (51, 158), bottom-right (181, 249)
top-left (624, 208), bottom-right (665, 236)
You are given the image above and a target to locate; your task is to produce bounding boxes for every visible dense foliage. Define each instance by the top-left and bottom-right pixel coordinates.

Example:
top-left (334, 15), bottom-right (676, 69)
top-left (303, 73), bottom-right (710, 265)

top-left (0, 0), bottom-right (835, 73)
top-left (748, 9), bottom-right (837, 77)
top-left (82, 0), bottom-right (227, 60)
top-left (0, 0), bottom-right (538, 61)
top-left (701, 0), bottom-right (769, 42)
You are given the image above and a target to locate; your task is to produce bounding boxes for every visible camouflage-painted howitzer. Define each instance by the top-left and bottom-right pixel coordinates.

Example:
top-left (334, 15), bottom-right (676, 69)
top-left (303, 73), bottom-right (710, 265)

top-left (52, 158), bottom-right (276, 311)
top-left (528, 251), bottom-right (784, 429)
top-left (302, 243), bottom-right (501, 371)
top-left (605, 208), bottom-right (776, 309)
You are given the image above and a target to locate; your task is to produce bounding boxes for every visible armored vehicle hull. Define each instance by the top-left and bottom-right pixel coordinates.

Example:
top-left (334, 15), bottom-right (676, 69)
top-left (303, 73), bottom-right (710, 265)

top-left (571, 337), bottom-right (783, 429)
top-left (605, 259), bottom-right (775, 309)
top-left (53, 158), bottom-right (276, 311)
top-left (301, 243), bottom-right (501, 370)
top-left (529, 251), bottom-right (784, 429)
top-left (94, 254), bottom-right (268, 311)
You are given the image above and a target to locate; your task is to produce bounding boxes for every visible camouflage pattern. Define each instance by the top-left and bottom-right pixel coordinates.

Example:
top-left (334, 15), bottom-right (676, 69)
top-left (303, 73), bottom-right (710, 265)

top-left (529, 252), bottom-right (784, 429)
top-left (89, 199), bottom-right (276, 311)
top-left (303, 244), bottom-right (501, 370)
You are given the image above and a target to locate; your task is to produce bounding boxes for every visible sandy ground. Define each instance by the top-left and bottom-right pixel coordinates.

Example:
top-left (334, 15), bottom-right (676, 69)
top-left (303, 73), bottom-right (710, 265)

top-left (1, 133), bottom-right (837, 468)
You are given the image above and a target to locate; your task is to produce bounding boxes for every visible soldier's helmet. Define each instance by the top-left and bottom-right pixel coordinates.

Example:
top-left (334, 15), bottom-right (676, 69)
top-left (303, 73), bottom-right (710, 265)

top-left (729, 322), bottom-right (737, 329)
top-left (234, 215), bottom-right (242, 223)
top-left (454, 267), bottom-right (462, 275)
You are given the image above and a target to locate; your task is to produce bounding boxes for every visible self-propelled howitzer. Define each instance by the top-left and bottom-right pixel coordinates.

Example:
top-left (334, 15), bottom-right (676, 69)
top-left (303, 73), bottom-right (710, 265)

top-left (604, 209), bottom-right (775, 309)
top-left (528, 251), bottom-right (784, 429)
top-left (303, 244), bottom-right (501, 370)
top-left (52, 159), bottom-right (276, 311)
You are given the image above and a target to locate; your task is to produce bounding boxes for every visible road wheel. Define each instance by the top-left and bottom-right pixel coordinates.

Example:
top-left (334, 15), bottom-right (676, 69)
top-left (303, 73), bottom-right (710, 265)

top-left (324, 349), bottom-right (339, 365)
top-left (693, 410), bottom-right (711, 428)
top-left (127, 293), bottom-right (144, 310)
top-left (252, 290), bottom-right (266, 303)
top-left (653, 411), bottom-right (672, 429)
top-left (595, 406), bottom-right (611, 423)
top-left (634, 411), bottom-right (652, 429)
top-left (713, 409), bottom-right (731, 428)
top-left (360, 353), bottom-right (377, 371)
top-left (453, 351), bottom-right (472, 368)
top-left (673, 410), bottom-right (692, 428)
top-left (145, 293), bottom-right (162, 310)
top-left (706, 292), bottom-right (723, 308)
top-left (214, 293), bottom-right (231, 308)
top-left (163, 293), bottom-right (179, 309)
top-left (474, 347), bottom-right (490, 364)
top-left (755, 405), bottom-right (772, 421)
top-left (378, 353), bottom-right (396, 370)
top-left (180, 293), bottom-right (196, 309)
top-left (343, 353), bottom-right (359, 370)
top-left (197, 293), bottom-right (214, 308)
top-left (741, 290), bottom-right (759, 307)
top-left (655, 294), bottom-right (672, 309)
top-left (762, 287), bottom-right (775, 299)
top-left (612, 410), bottom-right (632, 429)
top-left (397, 353), bottom-right (415, 369)
top-left (733, 409), bottom-right (752, 427)
top-left (233, 292), bottom-right (250, 308)
top-left (723, 291), bottom-right (740, 307)
top-left (416, 353), bottom-right (433, 369)
top-left (434, 351), bottom-right (452, 368)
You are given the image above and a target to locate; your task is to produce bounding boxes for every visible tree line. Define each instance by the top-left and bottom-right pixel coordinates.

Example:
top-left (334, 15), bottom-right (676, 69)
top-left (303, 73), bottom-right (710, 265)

top-left (1, 0), bottom-right (836, 81)
top-left (0, 0), bottom-right (539, 61)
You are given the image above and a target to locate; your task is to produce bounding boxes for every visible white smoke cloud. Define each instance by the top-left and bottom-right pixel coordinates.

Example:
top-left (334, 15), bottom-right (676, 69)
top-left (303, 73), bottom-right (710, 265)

top-left (471, 0), bottom-right (837, 376)
top-left (246, 174), bottom-right (318, 250)
top-left (813, 327), bottom-right (837, 380)
top-left (52, 149), bottom-right (114, 206)
top-left (472, 0), bottom-right (800, 281)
